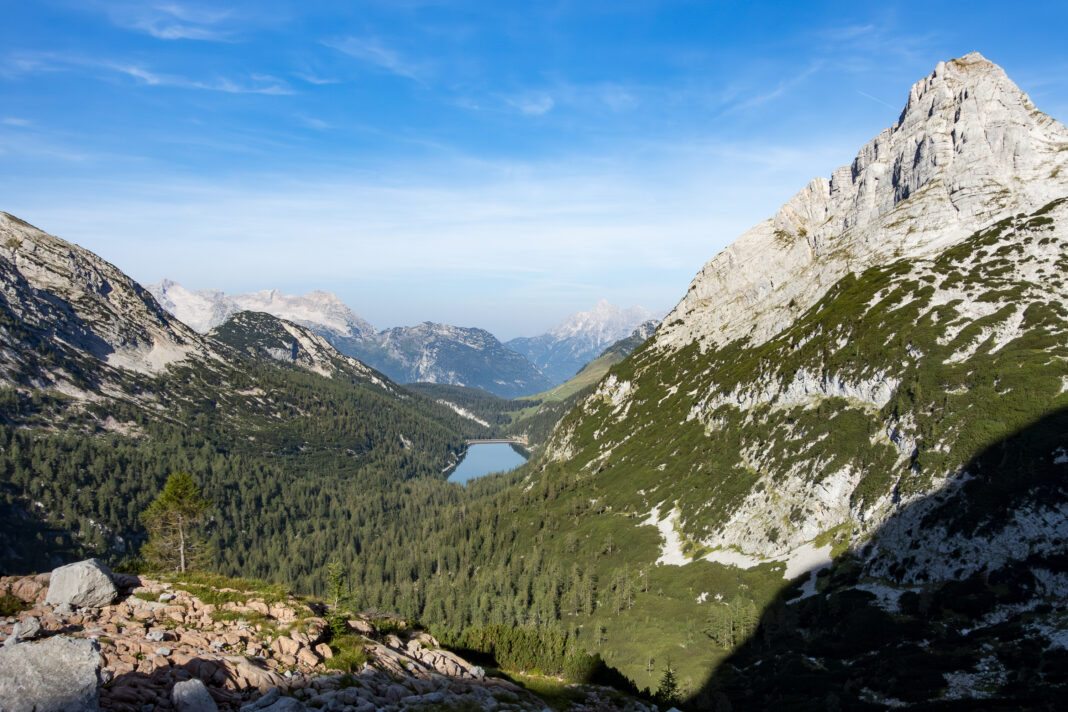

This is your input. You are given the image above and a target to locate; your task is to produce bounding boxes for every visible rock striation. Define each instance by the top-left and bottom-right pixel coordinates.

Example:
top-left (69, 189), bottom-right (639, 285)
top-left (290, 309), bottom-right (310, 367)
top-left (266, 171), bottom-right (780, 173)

top-left (0, 213), bottom-right (215, 390)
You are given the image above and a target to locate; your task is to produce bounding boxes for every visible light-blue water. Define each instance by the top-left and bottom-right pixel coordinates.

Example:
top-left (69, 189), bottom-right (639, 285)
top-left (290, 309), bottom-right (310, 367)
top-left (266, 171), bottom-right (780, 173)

top-left (448, 443), bottom-right (528, 484)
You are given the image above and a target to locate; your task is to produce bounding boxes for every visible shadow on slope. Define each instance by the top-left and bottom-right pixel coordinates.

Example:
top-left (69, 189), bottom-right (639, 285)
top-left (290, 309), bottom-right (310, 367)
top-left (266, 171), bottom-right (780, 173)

top-left (688, 407), bottom-right (1068, 711)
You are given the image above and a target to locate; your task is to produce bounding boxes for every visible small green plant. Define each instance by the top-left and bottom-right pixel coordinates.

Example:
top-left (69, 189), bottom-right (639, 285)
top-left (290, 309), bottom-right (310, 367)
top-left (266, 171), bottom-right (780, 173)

top-left (324, 645), bottom-right (371, 672)
top-left (0, 594), bottom-right (28, 616)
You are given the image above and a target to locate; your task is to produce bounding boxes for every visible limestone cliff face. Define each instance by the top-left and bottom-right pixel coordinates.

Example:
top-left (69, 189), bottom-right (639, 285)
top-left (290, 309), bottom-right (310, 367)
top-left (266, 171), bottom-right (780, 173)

top-left (0, 213), bottom-right (213, 390)
top-left (657, 53), bottom-right (1068, 351)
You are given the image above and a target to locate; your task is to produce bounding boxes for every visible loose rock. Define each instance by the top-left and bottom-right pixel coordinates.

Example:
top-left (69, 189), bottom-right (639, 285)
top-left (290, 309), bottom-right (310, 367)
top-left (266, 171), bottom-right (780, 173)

top-left (172, 678), bottom-right (219, 712)
top-left (45, 559), bottom-right (118, 609)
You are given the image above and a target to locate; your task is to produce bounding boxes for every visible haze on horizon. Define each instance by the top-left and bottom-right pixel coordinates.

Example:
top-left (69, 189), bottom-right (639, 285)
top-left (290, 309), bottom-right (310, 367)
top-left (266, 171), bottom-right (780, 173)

top-left (2, 1), bottom-right (1066, 339)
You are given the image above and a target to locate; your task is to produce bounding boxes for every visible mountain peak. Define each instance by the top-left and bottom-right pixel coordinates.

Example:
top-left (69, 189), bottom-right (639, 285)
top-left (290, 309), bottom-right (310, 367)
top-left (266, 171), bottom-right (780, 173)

top-left (656, 54), bottom-right (1068, 351)
top-left (548, 301), bottom-right (658, 341)
top-left (146, 281), bottom-right (376, 339)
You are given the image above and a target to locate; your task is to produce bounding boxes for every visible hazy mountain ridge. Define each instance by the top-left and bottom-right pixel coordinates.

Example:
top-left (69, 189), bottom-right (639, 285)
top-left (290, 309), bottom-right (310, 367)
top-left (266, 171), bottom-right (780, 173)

top-left (357, 321), bottom-right (553, 398)
top-left (506, 301), bottom-right (662, 385)
top-left (148, 281), bottom-right (552, 398)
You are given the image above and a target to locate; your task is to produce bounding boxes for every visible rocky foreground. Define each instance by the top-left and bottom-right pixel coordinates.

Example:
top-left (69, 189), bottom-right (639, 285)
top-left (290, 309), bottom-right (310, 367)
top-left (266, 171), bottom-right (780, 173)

top-left (1, 560), bottom-right (654, 712)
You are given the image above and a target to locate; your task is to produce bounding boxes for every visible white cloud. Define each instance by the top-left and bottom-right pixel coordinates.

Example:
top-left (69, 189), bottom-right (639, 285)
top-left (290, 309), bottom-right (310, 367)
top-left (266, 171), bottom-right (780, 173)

top-left (506, 93), bottom-right (555, 116)
top-left (101, 1), bottom-right (234, 41)
top-left (7, 53), bottom-right (293, 95)
top-left (293, 72), bottom-right (341, 85)
top-left (298, 116), bottom-right (331, 130)
top-left (110, 63), bottom-right (293, 94)
top-left (725, 61), bottom-right (823, 114)
top-left (323, 37), bottom-right (425, 81)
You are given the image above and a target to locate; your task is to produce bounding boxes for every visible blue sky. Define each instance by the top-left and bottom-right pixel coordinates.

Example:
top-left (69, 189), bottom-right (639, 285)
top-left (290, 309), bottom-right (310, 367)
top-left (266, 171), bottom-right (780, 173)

top-left (2, 1), bottom-right (1067, 338)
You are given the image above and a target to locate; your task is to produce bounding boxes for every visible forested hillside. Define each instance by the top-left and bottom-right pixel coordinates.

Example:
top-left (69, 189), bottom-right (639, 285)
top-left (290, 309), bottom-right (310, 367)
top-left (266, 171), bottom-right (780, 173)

top-left (0, 213), bottom-right (486, 591)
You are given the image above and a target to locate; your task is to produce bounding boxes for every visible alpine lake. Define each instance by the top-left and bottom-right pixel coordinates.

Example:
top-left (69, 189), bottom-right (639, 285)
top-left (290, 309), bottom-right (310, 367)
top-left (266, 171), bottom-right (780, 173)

top-left (447, 442), bottom-right (529, 484)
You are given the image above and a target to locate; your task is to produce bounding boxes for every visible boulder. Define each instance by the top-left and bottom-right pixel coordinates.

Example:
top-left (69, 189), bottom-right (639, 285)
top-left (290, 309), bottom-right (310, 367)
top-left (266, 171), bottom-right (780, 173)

top-left (172, 678), bottom-right (219, 712)
top-left (0, 636), bottom-right (101, 712)
top-left (45, 559), bottom-right (118, 609)
top-left (270, 635), bottom-right (301, 657)
top-left (347, 618), bottom-right (374, 635)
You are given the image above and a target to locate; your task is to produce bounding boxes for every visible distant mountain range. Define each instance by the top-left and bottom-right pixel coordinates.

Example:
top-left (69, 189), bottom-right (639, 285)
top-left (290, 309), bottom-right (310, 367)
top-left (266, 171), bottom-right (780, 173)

top-left (505, 301), bottom-right (662, 384)
top-left (148, 281), bottom-right (661, 398)
top-left (149, 280), bottom-right (551, 398)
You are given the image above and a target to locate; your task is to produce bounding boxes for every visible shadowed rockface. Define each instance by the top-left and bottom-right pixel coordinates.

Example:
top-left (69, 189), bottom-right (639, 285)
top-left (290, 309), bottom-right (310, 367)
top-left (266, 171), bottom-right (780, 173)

top-left (686, 407), bottom-right (1068, 711)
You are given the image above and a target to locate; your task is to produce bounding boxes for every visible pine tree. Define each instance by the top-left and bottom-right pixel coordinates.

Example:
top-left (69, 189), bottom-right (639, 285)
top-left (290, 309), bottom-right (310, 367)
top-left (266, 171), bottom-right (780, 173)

top-left (141, 472), bottom-right (211, 573)
top-left (655, 659), bottom-right (681, 707)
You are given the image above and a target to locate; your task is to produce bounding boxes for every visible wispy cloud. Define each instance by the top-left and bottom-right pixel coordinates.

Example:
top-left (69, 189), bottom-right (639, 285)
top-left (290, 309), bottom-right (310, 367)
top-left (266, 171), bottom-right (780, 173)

top-left (323, 37), bottom-right (425, 81)
top-left (297, 116), bottom-right (331, 130)
top-left (111, 63), bottom-right (293, 94)
top-left (725, 61), bottom-right (823, 114)
top-left (857, 90), bottom-right (898, 110)
top-left (822, 23), bottom-right (876, 41)
top-left (6, 52), bottom-right (293, 95)
top-left (101, 2), bottom-right (234, 41)
top-left (2, 117), bottom-right (32, 127)
top-left (505, 92), bottom-right (555, 116)
top-left (293, 72), bottom-right (341, 86)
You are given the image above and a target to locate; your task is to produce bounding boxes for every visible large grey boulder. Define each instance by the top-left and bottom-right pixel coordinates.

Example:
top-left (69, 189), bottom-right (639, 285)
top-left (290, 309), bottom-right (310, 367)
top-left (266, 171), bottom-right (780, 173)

top-left (172, 678), bottom-right (219, 712)
top-left (45, 559), bottom-right (118, 609)
top-left (0, 636), bottom-right (101, 711)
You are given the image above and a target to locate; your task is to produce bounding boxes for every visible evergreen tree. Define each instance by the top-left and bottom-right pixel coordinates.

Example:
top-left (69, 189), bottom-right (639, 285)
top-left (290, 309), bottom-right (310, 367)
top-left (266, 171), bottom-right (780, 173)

top-left (655, 659), bottom-right (681, 707)
top-left (141, 472), bottom-right (211, 573)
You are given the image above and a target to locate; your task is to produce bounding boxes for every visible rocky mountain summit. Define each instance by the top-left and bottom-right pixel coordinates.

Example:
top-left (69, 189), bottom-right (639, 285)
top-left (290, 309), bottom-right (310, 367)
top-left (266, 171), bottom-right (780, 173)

top-left (656, 52), bottom-right (1068, 352)
top-left (506, 302), bottom-right (662, 385)
top-left (545, 52), bottom-right (1068, 565)
top-left (150, 281), bottom-right (376, 343)
top-left (1, 560), bottom-right (653, 712)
